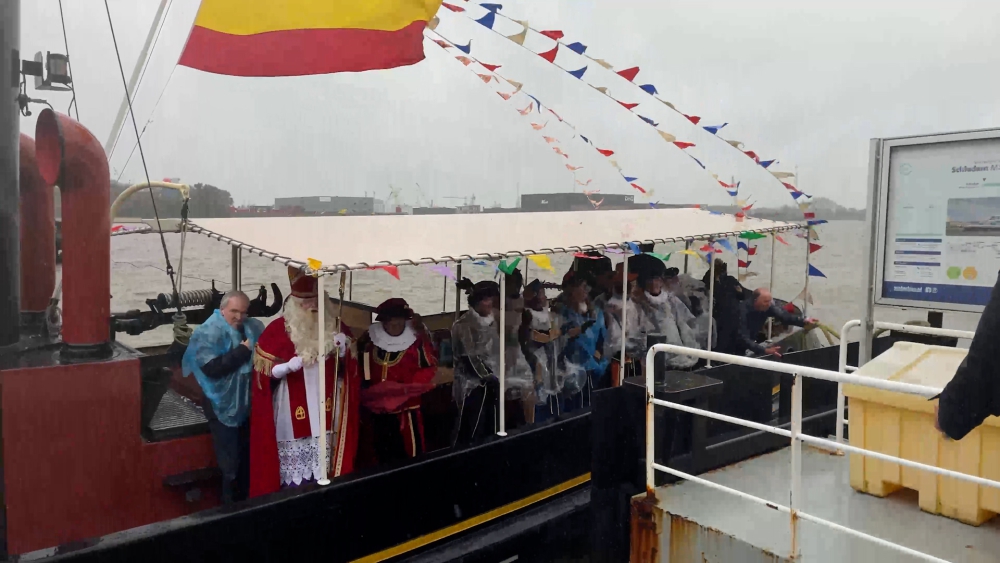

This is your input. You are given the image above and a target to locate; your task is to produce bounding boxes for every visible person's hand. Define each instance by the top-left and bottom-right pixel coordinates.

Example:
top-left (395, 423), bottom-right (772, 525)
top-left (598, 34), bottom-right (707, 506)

top-left (287, 356), bottom-right (304, 372)
top-left (765, 345), bottom-right (782, 358)
top-left (804, 317), bottom-right (819, 326)
top-left (333, 333), bottom-right (348, 358)
top-left (241, 339), bottom-right (251, 349)
top-left (566, 326), bottom-right (582, 339)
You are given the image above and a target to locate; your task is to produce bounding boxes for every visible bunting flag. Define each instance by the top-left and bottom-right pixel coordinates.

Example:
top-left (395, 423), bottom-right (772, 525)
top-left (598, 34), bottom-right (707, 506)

top-left (576, 179), bottom-right (592, 186)
top-left (683, 114), bottom-right (701, 125)
top-left (775, 235), bottom-right (789, 245)
top-left (507, 26), bottom-right (527, 45)
top-left (540, 29), bottom-right (565, 40)
top-left (622, 175), bottom-right (638, 183)
top-left (596, 148), bottom-right (615, 157)
top-left (528, 254), bottom-right (555, 272)
top-left (646, 252), bottom-right (671, 261)
top-left (548, 108), bottom-right (563, 121)
top-left (747, 245), bottom-right (757, 256)
top-left (566, 164), bottom-right (583, 171)
top-left (498, 257), bottom-right (521, 275)
top-left (617, 67), bottom-right (640, 81)
top-left (367, 265), bottom-right (401, 279)
top-left (518, 102), bottom-right (533, 115)
top-left (687, 154), bottom-right (706, 168)
top-left (808, 220), bottom-right (828, 226)
top-left (426, 263), bottom-right (456, 280)
top-left (531, 122), bottom-right (547, 130)
top-left (626, 242), bottom-right (642, 255)
top-left (618, 101), bottom-right (639, 111)
top-left (638, 115), bottom-right (658, 126)
top-left (589, 197), bottom-right (604, 209)
top-left (738, 259), bottom-right (750, 268)
top-left (639, 84), bottom-right (658, 95)
top-left (672, 141), bottom-right (695, 150)
top-left (809, 243), bottom-right (822, 254)
top-left (739, 231), bottom-right (767, 240)
top-left (714, 239), bottom-right (733, 254)
top-left (699, 243), bottom-right (713, 252)
top-left (630, 183), bottom-right (646, 194)
top-left (441, 2), bottom-right (464, 12)
top-left (552, 147), bottom-right (569, 158)
top-left (566, 41), bottom-right (587, 54)
top-left (455, 55), bottom-right (473, 65)
top-left (538, 45), bottom-right (559, 62)
top-left (703, 123), bottom-right (728, 135)
top-left (179, 0), bottom-right (444, 76)
top-left (737, 241), bottom-right (748, 252)
top-left (568, 66), bottom-right (588, 79)
top-left (477, 73), bottom-right (495, 83)
top-left (573, 252), bottom-right (603, 259)
top-left (582, 189), bottom-right (600, 196)
top-left (480, 62), bottom-right (501, 72)
top-left (759, 159), bottom-right (776, 169)
top-left (454, 40), bottom-right (472, 53)
top-left (475, 10), bottom-right (496, 28)
top-left (657, 130), bottom-right (677, 143)
top-left (543, 136), bottom-right (558, 143)
top-left (771, 171), bottom-right (795, 179)
top-left (808, 264), bottom-right (826, 278)
top-left (432, 39), bottom-right (450, 48)
top-left (590, 57), bottom-right (614, 69)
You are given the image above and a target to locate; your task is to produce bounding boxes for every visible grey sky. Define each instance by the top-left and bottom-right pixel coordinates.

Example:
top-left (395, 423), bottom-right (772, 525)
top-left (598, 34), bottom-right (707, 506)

top-left (18, 0), bottom-right (1000, 209)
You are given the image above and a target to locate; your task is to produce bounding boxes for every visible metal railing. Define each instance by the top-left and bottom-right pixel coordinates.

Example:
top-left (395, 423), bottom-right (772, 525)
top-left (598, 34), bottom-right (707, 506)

top-left (835, 321), bottom-right (976, 448)
top-left (644, 343), bottom-right (998, 563)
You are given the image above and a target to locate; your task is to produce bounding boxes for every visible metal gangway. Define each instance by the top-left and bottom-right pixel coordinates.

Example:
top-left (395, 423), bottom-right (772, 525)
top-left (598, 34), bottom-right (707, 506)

top-left (643, 322), bottom-right (991, 562)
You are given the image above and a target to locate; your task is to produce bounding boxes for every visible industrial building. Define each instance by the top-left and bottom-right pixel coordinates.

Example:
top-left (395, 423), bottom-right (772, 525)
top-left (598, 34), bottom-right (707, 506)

top-left (273, 196), bottom-right (388, 215)
top-left (519, 193), bottom-right (635, 212)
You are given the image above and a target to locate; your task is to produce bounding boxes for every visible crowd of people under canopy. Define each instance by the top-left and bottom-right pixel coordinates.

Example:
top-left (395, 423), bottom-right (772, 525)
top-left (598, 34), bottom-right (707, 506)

top-left (181, 254), bottom-right (816, 503)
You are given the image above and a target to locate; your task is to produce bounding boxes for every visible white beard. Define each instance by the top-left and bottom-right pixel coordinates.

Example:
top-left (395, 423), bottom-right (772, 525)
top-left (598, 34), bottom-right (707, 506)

top-left (283, 295), bottom-right (337, 365)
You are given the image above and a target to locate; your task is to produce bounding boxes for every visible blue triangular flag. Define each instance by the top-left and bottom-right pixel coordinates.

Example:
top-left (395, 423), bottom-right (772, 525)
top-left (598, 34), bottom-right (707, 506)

top-left (475, 11), bottom-right (496, 28)
top-left (716, 239), bottom-right (734, 254)
top-left (580, 135), bottom-right (590, 144)
top-left (759, 159), bottom-right (777, 169)
top-left (455, 41), bottom-right (472, 54)
top-left (702, 123), bottom-right (728, 135)
top-left (688, 154), bottom-right (706, 169)
top-left (737, 241), bottom-right (749, 252)
top-left (808, 220), bottom-right (828, 226)
top-left (568, 66), bottom-right (588, 79)
top-left (623, 175), bottom-right (638, 182)
top-left (648, 202), bottom-right (658, 209)
top-left (639, 84), bottom-right (658, 95)
top-left (480, 3), bottom-right (503, 11)
top-left (626, 242), bottom-right (641, 255)
top-left (638, 115), bottom-right (659, 126)
top-left (566, 42), bottom-right (588, 54)
top-left (791, 191), bottom-right (805, 199)
top-left (528, 94), bottom-right (542, 112)
top-left (808, 264), bottom-right (827, 278)
top-left (708, 211), bottom-right (723, 216)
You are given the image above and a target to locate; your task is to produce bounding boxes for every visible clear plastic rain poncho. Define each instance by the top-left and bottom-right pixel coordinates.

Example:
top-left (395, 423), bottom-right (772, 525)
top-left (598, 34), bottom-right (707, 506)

top-left (502, 295), bottom-right (536, 404)
top-left (522, 307), bottom-right (563, 405)
top-left (672, 274), bottom-right (715, 351)
top-left (603, 294), bottom-right (648, 361)
top-left (451, 308), bottom-right (500, 414)
top-left (637, 289), bottom-right (700, 369)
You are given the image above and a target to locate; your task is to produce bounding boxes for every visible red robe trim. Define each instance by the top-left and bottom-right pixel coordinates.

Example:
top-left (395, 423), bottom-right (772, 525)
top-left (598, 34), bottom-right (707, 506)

top-left (249, 319), bottom-right (359, 498)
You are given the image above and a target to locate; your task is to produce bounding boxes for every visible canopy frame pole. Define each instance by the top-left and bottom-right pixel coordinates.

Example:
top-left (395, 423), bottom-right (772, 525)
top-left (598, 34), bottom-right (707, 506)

top-left (348, 271), bottom-right (353, 300)
top-left (706, 251), bottom-right (716, 368)
top-left (768, 235), bottom-right (776, 340)
top-left (442, 265), bottom-right (448, 313)
top-left (317, 273), bottom-right (330, 486)
top-left (683, 240), bottom-right (691, 274)
top-left (455, 262), bottom-right (462, 321)
top-left (329, 271), bottom-right (346, 477)
top-left (231, 246), bottom-right (241, 290)
top-left (498, 271), bottom-right (507, 437)
top-left (803, 227), bottom-right (812, 318)
top-left (619, 252), bottom-right (629, 386)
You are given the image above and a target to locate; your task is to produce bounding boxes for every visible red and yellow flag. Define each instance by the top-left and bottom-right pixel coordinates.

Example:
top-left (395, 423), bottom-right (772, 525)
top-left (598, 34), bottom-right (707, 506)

top-left (179, 0), bottom-right (444, 77)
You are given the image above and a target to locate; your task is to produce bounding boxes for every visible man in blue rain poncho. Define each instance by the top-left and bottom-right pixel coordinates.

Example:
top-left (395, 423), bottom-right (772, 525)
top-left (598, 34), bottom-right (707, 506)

top-left (182, 290), bottom-right (264, 503)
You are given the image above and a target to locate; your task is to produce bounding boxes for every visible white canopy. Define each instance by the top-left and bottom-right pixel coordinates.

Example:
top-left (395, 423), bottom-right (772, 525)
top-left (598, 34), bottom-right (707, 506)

top-left (189, 208), bottom-right (803, 272)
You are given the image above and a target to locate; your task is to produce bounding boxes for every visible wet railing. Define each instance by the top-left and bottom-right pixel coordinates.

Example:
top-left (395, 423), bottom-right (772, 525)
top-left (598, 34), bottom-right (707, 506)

top-left (644, 341), bottom-right (998, 563)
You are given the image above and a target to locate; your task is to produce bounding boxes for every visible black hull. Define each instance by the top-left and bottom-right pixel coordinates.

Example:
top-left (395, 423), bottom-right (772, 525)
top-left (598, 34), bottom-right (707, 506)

top-left (37, 337), bottom-right (922, 562)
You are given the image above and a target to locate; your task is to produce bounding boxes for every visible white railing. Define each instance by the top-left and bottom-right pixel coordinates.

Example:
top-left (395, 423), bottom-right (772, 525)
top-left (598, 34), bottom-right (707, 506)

top-left (834, 321), bottom-right (976, 448)
top-left (644, 343), bottom-right (998, 563)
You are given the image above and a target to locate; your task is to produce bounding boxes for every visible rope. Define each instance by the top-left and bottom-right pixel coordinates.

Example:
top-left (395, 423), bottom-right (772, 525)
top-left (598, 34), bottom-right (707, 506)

top-left (103, 0), bottom-right (180, 310)
top-left (107, 0), bottom-right (174, 162)
top-left (112, 261), bottom-right (226, 287)
top-left (57, 0), bottom-right (79, 121)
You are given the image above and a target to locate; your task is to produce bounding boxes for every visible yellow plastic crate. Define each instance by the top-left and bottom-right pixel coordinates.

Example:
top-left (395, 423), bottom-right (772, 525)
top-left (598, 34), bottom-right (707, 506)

top-left (844, 341), bottom-right (1000, 526)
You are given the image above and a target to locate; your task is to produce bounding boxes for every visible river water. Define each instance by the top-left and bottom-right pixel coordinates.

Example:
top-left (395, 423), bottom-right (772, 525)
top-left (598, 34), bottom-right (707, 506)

top-left (107, 220), bottom-right (953, 348)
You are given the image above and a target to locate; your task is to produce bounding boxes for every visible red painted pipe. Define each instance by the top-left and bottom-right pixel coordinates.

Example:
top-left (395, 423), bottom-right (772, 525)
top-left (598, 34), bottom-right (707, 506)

top-left (35, 110), bottom-right (110, 348)
top-left (18, 134), bottom-right (56, 314)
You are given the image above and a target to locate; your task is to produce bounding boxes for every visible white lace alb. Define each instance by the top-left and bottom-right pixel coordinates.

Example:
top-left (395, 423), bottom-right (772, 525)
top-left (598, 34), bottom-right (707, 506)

top-left (277, 433), bottom-right (334, 486)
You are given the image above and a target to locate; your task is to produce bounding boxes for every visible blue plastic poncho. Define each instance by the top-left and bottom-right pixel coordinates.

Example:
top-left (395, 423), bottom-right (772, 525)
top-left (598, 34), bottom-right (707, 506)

top-left (181, 309), bottom-right (264, 427)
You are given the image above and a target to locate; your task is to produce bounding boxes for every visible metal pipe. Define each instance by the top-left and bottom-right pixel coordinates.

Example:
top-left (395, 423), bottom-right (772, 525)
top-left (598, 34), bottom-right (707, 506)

top-left (454, 261), bottom-right (462, 320)
top-left (317, 273), bottom-right (329, 485)
top-left (683, 240), bottom-right (690, 274)
top-left (442, 265), bottom-right (447, 313)
top-left (860, 139), bottom-right (883, 365)
top-left (789, 372), bottom-right (802, 558)
top-left (35, 110), bottom-right (111, 357)
top-left (109, 181), bottom-right (189, 225)
top-left (19, 135), bottom-right (56, 319)
top-left (620, 252), bottom-right (629, 385)
top-left (104, 0), bottom-right (170, 155)
top-left (767, 234), bottom-right (776, 340)
top-left (646, 336), bottom-right (656, 492)
top-left (651, 397), bottom-right (792, 438)
top-left (803, 227), bottom-right (812, 318)
top-left (0, 0), bottom-right (21, 346)
top-left (498, 271), bottom-right (507, 437)
top-left (706, 251), bottom-right (716, 366)
top-left (836, 319), bottom-right (862, 448)
top-left (231, 246), bottom-right (241, 290)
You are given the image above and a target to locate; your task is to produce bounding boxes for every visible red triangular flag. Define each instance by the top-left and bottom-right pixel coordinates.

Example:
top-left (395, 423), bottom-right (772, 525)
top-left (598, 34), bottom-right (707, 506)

top-left (477, 73), bottom-right (494, 83)
top-left (540, 30), bottom-right (565, 40)
top-left (597, 148), bottom-right (615, 157)
top-left (782, 182), bottom-right (797, 191)
top-left (738, 259), bottom-right (750, 268)
top-left (480, 63), bottom-right (501, 72)
top-left (809, 243), bottom-right (822, 254)
top-left (538, 45), bottom-right (559, 63)
top-left (699, 243), bottom-right (713, 252)
top-left (683, 114), bottom-right (701, 125)
top-left (441, 2), bottom-right (465, 11)
top-left (747, 246), bottom-right (757, 256)
top-left (775, 235), bottom-right (789, 246)
top-left (672, 141), bottom-right (695, 149)
top-left (745, 151), bottom-right (761, 163)
top-left (617, 66), bottom-right (640, 82)
top-left (433, 39), bottom-right (451, 49)
top-left (630, 183), bottom-right (646, 194)
top-left (742, 203), bottom-right (754, 211)
top-left (368, 265), bottom-right (401, 279)
top-left (618, 101), bottom-right (639, 111)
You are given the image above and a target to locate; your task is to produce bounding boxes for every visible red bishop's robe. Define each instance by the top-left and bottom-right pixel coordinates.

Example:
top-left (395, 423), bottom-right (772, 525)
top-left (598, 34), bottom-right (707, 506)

top-left (249, 319), bottom-right (359, 498)
top-left (356, 328), bottom-right (437, 459)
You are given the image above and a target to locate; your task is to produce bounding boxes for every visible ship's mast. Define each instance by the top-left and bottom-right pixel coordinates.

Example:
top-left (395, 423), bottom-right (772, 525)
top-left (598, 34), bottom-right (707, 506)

top-left (0, 0), bottom-right (21, 346)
